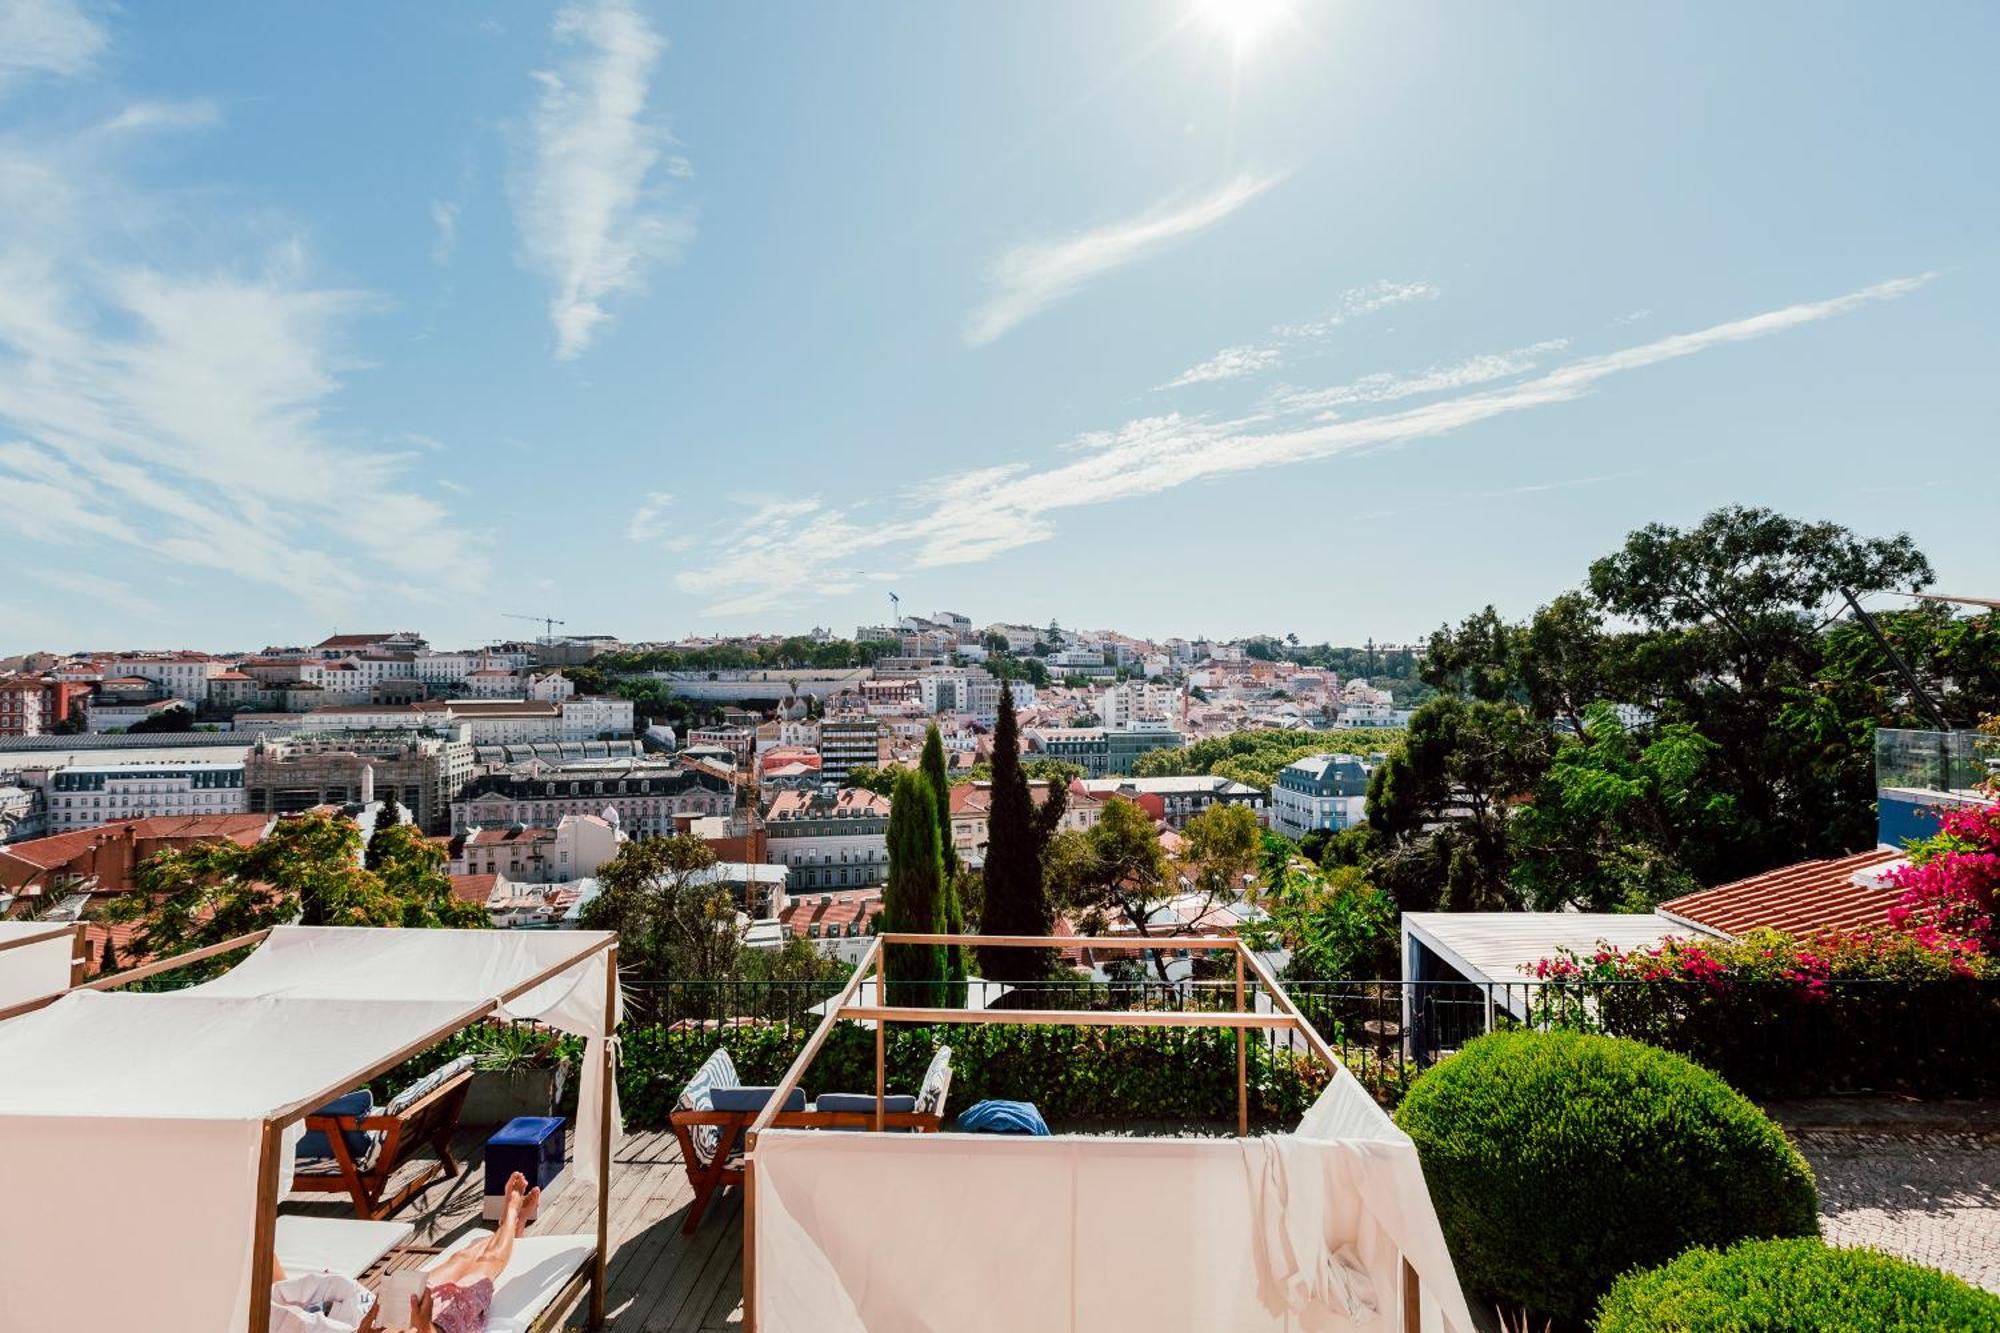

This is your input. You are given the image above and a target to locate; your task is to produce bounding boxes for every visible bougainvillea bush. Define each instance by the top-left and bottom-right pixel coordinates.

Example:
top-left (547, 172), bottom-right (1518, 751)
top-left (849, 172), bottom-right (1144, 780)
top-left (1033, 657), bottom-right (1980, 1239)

top-left (1884, 799), bottom-right (2000, 955)
top-left (1525, 929), bottom-right (1997, 1098)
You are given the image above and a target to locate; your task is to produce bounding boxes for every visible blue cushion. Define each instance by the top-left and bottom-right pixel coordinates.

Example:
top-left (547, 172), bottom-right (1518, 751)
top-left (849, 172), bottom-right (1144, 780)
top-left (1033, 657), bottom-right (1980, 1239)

top-left (814, 1093), bottom-right (917, 1115)
top-left (299, 1089), bottom-right (375, 1160)
top-left (710, 1086), bottom-right (807, 1114)
top-left (957, 1099), bottom-right (1050, 1136)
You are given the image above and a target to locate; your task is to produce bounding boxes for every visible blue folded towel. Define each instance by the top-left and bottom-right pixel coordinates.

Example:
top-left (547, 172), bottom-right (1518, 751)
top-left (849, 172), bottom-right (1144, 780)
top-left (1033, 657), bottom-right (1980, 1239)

top-left (956, 1099), bottom-right (1050, 1136)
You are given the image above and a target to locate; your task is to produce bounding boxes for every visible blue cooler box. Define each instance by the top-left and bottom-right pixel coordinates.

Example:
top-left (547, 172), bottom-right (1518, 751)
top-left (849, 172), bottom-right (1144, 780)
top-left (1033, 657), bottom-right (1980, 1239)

top-left (484, 1115), bottom-right (565, 1220)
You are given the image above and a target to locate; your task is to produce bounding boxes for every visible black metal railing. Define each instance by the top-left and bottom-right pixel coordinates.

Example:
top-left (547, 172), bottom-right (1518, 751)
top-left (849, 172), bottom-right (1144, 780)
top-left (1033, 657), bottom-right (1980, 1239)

top-left (619, 973), bottom-right (2000, 1103)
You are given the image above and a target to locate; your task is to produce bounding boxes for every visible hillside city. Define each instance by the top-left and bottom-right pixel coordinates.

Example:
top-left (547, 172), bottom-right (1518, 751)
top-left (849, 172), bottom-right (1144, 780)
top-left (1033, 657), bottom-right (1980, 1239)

top-left (5, 1), bottom-right (1997, 1329)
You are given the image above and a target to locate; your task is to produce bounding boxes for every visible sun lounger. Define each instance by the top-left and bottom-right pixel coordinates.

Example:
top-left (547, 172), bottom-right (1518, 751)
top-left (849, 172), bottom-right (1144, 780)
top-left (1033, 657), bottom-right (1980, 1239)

top-left (291, 1056), bottom-right (476, 1219)
top-left (669, 1045), bottom-right (954, 1233)
top-left (274, 1215), bottom-right (415, 1281)
top-left (421, 1228), bottom-right (599, 1333)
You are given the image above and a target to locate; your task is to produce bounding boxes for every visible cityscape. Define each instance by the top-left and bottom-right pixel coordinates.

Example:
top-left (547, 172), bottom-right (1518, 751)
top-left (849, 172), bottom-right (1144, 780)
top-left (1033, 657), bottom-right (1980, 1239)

top-left (3, 2), bottom-right (1997, 1332)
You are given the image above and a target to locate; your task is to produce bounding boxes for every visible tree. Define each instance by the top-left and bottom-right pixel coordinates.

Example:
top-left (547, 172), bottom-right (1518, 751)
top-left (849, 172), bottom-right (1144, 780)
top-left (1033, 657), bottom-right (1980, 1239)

top-left (1508, 705), bottom-right (1736, 911)
top-left (1045, 797), bottom-right (1169, 977)
top-left (579, 834), bottom-right (739, 980)
top-left (1242, 863), bottom-right (1398, 981)
top-left (1367, 696), bottom-right (1550, 911)
top-left (128, 704), bottom-right (195, 734)
top-left (1421, 606), bottom-right (1525, 703)
top-left (919, 725), bottom-right (968, 1001)
top-left (843, 764), bottom-right (904, 797)
top-left (102, 811), bottom-right (485, 968)
top-left (1181, 802), bottom-right (1264, 909)
top-left (977, 686), bottom-right (1066, 980)
top-left (883, 770), bottom-right (949, 1005)
top-left (363, 796), bottom-right (405, 871)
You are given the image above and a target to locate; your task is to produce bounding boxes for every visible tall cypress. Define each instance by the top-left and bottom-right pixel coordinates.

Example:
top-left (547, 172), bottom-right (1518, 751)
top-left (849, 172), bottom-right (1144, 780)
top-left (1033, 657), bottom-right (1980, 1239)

top-left (920, 724), bottom-right (967, 1006)
top-left (883, 769), bottom-right (947, 1006)
top-left (977, 686), bottom-right (1055, 981)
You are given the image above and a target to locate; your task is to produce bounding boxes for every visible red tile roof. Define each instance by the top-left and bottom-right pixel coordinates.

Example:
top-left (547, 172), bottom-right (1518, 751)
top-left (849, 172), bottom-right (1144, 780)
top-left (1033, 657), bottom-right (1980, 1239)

top-left (449, 873), bottom-right (500, 905)
top-left (778, 890), bottom-right (882, 938)
top-left (1658, 848), bottom-right (1907, 939)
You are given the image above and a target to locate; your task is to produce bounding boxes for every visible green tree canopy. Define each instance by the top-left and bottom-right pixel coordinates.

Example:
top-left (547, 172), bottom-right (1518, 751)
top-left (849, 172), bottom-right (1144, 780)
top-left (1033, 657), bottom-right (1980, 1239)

top-left (883, 769), bottom-right (949, 1006)
top-left (578, 833), bottom-right (738, 980)
top-left (977, 687), bottom-right (1066, 980)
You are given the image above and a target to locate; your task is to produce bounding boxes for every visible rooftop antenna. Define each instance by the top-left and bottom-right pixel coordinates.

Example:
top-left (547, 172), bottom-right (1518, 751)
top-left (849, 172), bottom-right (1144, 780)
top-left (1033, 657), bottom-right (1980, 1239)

top-left (889, 590), bottom-right (900, 627)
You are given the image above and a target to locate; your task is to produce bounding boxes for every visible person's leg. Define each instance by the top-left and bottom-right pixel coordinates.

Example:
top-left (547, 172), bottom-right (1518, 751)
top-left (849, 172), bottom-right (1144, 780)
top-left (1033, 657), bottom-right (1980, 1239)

top-left (428, 1172), bottom-right (539, 1287)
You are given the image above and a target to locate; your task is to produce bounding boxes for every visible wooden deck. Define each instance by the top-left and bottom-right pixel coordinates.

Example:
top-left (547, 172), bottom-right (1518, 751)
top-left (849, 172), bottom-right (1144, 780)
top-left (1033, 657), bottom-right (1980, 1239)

top-left (282, 1127), bottom-right (744, 1331)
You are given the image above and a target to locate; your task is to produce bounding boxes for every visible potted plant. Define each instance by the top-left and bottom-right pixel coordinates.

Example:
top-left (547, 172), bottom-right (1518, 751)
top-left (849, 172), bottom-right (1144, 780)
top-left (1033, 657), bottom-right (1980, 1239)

top-left (461, 1022), bottom-right (572, 1125)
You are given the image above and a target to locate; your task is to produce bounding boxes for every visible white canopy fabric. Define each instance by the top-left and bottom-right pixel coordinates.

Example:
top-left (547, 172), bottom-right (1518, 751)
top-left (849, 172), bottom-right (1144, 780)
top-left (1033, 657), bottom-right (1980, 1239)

top-left (0, 920), bottom-right (75, 1011)
top-left (752, 1071), bottom-right (1474, 1333)
top-left (0, 991), bottom-right (480, 1332)
top-left (190, 925), bottom-right (623, 1191)
top-left (0, 927), bottom-right (620, 1333)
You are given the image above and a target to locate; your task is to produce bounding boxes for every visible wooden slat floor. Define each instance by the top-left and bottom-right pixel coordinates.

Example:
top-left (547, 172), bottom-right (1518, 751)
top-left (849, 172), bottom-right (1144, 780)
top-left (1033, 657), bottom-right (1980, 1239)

top-left (282, 1127), bottom-right (743, 1331)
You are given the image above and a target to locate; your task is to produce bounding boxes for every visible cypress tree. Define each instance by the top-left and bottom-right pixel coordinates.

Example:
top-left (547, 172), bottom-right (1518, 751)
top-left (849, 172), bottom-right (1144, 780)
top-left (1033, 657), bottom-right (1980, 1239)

top-left (883, 770), bottom-right (947, 1006)
top-left (920, 724), bottom-right (968, 1006)
top-left (978, 686), bottom-right (1055, 981)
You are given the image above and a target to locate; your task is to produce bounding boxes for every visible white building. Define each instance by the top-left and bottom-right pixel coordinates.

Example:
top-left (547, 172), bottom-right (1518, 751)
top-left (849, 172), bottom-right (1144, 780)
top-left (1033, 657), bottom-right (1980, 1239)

top-left (1269, 753), bottom-right (1372, 839)
top-left (449, 813), bottom-right (621, 883)
top-left (32, 760), bottom-right (249, 832)
top-left (83, 698), bottom-right (195, 733)
top-left (100, 654), bottom-right (231, 702)
top-left (1075, 775), bottom-right (1266, 830)
top-left (763, 786), bottom-right (890, 892)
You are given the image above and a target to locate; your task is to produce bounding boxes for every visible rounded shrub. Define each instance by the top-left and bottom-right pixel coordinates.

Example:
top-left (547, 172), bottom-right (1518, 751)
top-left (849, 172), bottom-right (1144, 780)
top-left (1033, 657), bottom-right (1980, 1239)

top-left (1595, 1237), bottom-right (2000, 1331)
top-left (1392, 1029), bottom-right (1817, 1325)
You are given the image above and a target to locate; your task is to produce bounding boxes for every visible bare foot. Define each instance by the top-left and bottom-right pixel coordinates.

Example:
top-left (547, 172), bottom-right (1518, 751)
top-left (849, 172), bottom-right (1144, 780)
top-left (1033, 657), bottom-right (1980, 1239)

top-left (515, 1185), bottom-right (542, 1235)
top-left (503, 1170), bottom-right (529, 1204)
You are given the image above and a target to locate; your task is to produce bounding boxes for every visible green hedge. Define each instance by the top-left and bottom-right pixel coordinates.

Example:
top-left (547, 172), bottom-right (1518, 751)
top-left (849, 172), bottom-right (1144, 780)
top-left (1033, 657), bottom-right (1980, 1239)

top-left (616, 1021), bottom-right (1333, 1128)
top-left (1596, 1238), bottom-right (2000, 1331)
top-left (1393, 1030), bottom-right (1818, 1326)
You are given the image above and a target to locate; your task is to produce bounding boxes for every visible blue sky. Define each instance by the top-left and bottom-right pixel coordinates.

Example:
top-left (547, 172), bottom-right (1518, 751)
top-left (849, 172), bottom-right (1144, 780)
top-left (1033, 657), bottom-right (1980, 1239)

top-left (3, 0), bottom-right (1995, 652)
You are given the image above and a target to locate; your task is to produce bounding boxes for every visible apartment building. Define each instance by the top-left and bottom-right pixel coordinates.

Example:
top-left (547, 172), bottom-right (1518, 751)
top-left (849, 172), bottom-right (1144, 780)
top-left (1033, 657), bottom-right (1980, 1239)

top-left (450, 760), bottom-right (733, 836)
top-left (244, 730), bottom-right (474, 833)
top-left (1269, 753), bottom-right (1371, 838)
top-left (817, 715), bottom-right (886, 783)
top-left (764, 786), bottom-right (890, 892)
top-left (31, 761), bottom-right (249, 833)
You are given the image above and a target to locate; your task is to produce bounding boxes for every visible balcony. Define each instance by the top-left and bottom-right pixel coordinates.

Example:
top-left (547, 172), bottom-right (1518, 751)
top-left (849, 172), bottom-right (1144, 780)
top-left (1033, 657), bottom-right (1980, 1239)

top-left (1875, 727), bottom-right (1999, 847)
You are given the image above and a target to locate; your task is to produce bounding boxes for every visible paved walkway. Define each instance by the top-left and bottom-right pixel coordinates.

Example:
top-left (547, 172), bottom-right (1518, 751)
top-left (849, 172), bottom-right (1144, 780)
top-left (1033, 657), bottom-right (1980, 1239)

top-left (1768, 1102), bottom-right (2000, 1293)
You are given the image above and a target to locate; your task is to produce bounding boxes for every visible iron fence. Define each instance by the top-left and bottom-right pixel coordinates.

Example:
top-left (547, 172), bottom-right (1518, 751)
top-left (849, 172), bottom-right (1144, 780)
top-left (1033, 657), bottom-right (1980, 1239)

top-left (620, 973), bottom-right (2000, 1102)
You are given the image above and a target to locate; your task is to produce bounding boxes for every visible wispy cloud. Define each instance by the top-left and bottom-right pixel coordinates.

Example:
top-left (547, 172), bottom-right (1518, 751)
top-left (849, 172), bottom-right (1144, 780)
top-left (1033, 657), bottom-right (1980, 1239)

top-left (512, 0), bottom-right (693, 360)
top-left (678, 276), bottom-right (1933, 613)
top-left (1158, 279), bottom-right (1439, 389)
top-left (966, 173), bottom-right (1281, 346)
top-left (626, 490), bottom-right (675, 542)
top-left (1271, 339), bottom-right (1568, 418)
top-left (0, 0), bottom-right (105, 91)
top-left (0, 61), bottom-right (490, 615)
top-left (430, 198), bottom-right (460, 265)
top-left (97, 99), bottom-right (222, 136)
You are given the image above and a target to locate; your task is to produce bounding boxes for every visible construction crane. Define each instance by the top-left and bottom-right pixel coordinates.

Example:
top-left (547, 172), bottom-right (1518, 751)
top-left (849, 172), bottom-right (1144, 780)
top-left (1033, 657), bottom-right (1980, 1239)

top-left (504, 612), bottom-right (567, 643)
top-left (888, 590), bottom-right (901, 627)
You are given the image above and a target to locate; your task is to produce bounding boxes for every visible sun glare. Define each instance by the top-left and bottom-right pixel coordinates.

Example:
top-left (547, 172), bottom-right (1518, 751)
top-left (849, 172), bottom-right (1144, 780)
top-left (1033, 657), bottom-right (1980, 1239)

top-left (1193, 0), bottom-right (1294, 56)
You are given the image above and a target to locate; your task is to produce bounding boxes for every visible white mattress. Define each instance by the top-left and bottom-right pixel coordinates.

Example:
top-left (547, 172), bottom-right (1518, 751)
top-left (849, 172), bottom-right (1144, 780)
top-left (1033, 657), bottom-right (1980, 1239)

top-left (423, 1229), bottom-right (596, 1333)
top-left (274, 1215), bottom-right (414, 1281)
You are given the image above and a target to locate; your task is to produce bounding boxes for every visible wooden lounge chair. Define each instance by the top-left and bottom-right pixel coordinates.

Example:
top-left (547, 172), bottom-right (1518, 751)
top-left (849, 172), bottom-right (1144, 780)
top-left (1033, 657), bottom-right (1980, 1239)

top-left (292, 1058), bottom-right (475, 1220)
top-left (669, 1046), bottom-right (953, 1234)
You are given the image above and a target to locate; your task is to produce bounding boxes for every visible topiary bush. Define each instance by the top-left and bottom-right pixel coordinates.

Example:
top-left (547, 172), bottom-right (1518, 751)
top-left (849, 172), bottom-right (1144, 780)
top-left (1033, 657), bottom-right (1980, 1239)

top-left (1393, 1029), bottom-right (1818, 1326)
top-left (1595, 1237), bottom-right (2000, 1331)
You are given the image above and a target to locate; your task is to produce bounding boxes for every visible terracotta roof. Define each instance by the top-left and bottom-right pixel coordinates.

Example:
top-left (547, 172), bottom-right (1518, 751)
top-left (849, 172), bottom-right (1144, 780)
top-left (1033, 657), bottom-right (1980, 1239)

top-left (1658, 848), bottom-right (1907, 939)
top-left (778, 890), bottom-right (882, 938)
top-left (449, 873), bottom-right (500, 905)
top-left (0, 815), bottom-right (271, 873)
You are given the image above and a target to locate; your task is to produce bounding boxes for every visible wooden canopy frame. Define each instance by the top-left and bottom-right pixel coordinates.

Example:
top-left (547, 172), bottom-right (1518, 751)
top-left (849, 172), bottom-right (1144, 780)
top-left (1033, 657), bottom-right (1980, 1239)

top-left (739, 932), bottom-right (1432, 1333)
top-left (75, 926), bottom-right (620, 1333)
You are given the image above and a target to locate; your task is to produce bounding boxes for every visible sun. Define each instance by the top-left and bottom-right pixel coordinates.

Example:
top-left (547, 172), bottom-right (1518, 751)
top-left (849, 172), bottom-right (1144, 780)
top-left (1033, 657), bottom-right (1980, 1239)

top-left (1192, 0), bottom-right (1295, 56)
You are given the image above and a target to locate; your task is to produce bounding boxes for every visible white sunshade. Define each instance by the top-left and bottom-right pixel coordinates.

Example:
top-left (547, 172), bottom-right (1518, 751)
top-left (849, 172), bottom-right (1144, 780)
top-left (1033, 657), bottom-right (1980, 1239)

top-left (753, 1069), bottom-right (1475, 1333)
top-left (0, 920), bottom-right (76, 1012)
top-left (0, 926), bottom-right (621, 1333)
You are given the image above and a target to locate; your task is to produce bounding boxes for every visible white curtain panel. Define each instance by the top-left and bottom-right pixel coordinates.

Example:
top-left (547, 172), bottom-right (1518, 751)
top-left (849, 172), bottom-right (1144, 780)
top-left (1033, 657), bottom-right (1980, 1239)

top-left (753, 1073), bottom-right (1473, 1333)
top-left (0, 921), bottom-right (75, 1011)
top-left (0, 990), bottom-right (477, 1332)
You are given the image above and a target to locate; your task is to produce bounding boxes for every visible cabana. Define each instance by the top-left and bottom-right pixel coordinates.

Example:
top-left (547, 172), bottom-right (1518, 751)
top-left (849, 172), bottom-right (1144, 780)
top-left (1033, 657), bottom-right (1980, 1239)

top-left (0, 926), bottom-right (619, 1333)
top-left (0, 919), bottom-right (84, 1018)
top-left (743, 933), bottom-right (1475, 1333)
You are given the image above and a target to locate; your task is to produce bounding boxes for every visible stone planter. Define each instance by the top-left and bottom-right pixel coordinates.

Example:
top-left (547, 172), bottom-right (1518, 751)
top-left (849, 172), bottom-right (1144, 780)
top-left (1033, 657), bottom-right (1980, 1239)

top-left (463, 1067), bottom-right (568, 1126)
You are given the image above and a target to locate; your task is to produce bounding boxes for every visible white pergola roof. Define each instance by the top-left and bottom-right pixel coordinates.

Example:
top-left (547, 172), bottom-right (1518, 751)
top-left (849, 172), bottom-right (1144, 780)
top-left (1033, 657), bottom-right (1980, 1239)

top-left (1403, 910), bottom-right (1694, 988)
top-left (0, 926), bottom-right (619, 1333)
